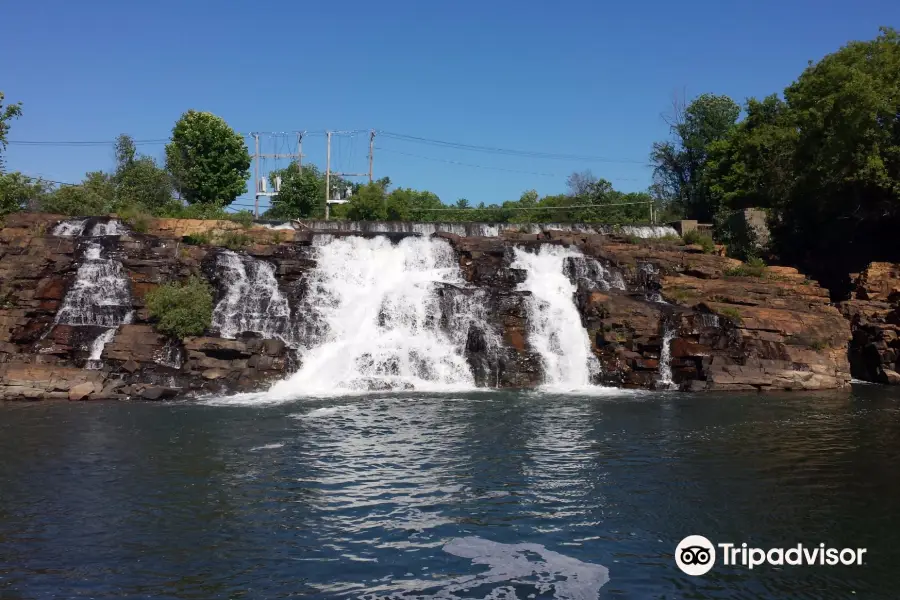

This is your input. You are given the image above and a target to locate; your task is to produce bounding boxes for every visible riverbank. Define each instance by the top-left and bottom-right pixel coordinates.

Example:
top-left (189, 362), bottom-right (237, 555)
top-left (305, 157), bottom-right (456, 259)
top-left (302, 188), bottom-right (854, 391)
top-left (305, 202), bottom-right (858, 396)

top-left (0, 212), bottom-right (881, 400)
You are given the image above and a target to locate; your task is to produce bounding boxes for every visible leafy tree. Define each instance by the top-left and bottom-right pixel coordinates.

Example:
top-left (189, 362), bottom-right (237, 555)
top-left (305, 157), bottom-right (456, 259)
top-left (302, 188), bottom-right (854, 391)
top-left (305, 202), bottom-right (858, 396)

top-left (267, 163), bottom-right (324, 219)
top-left (346, 182), bottom-right (388, 221)
top-left (0, 92), bottom-right (22, 171)
top-left (704, 27), bottom-right (900, 289)
top-left (454, 198), bottom-right (470, 209)
top-left (165, 110), bottom-right (250, 206)
top-left (0, 172), bottom-right (51, 215)
top-left (651, 93), bottom-right (740, 221)
top-left (39, 172), bottom-right (116, 216)
top-left (113, 134), bottom-right (173, 211)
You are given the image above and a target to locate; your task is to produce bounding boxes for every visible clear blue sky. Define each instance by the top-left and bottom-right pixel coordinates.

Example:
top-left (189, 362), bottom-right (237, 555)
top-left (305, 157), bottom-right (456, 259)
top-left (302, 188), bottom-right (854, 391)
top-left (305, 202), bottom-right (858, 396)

top-left (2, 0), bottom-right (897, 211)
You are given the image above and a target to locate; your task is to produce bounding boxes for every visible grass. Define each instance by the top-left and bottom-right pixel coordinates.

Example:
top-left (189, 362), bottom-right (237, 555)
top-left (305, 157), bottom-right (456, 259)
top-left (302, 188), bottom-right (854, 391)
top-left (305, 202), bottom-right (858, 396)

top-left (219, 230), bottom-right (252, 250)
top-left (666, 286), bottom-right (698, 304)
top-left (145, 277), bottom-right (214, 339)
top-left (681, 229), bottom-right (715, 254)
top-left (724, 256), bottom-right (767, 278)
top-left (181, 230), bottom-right (252, 250)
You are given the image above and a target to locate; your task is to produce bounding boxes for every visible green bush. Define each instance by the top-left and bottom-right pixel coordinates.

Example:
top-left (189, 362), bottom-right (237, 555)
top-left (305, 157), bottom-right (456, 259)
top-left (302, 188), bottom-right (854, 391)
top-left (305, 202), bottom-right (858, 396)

top-left (725, 256), bottom-right (767, 278)
top-left (115, 202), bottom-right (151, 233)
top-left (681, 229), bottom-right (716, 253)
top-left (183, 232), bottom-right (212, 246)
top-left (145, 277), bottom-right (214, 339)
top-left (219, 230), bottom-right (252, 250)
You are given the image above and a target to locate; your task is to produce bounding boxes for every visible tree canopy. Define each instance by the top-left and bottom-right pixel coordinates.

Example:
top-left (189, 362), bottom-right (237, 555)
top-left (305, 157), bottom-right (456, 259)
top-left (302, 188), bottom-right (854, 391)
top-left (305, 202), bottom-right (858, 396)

top-left (165, 110), bottom-right (250, 206)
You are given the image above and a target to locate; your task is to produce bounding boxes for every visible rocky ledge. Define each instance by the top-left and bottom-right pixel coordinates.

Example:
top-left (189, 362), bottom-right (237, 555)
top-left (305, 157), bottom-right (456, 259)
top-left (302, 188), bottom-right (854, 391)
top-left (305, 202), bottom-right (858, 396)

top-left (0, 212), bottom-right (856, 400)
top-left (840, 262), bottom-right (900, 384)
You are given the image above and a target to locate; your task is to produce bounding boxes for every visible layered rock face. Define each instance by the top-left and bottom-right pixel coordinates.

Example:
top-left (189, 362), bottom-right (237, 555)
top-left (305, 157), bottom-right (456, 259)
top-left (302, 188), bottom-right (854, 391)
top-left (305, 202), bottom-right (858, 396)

top-left (840, 263), bottom-right (900, 384)
top-left (0, 213), bottom-right (853, 400)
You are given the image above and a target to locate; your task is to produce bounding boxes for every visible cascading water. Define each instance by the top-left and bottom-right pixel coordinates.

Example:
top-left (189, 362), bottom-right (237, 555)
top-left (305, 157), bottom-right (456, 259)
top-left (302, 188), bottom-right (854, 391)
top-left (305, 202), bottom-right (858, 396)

top-left (89, 220), bottom-right (123, 236)
top-left (55, 243), bottom-right (133, 367)
top-left (512, 246), bottom-right (600, 390)
top-left (52, 218), bottom-right (124, 237)
top-left (267, 236), bottom-right (479, 397)
top-left (52, 219), bottom-right (87, 237)
top-left (211, 251), bottom-right (295, 345)
top-left (658, 324), bottom-right (676, 389)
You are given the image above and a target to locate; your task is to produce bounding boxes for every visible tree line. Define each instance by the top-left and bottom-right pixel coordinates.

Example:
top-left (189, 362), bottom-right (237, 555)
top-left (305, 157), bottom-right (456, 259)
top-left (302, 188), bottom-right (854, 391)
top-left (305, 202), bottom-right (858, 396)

top-left (0, 100), bottom-right (654, 225)
top-left (650, 27), bottom-right (900, 291)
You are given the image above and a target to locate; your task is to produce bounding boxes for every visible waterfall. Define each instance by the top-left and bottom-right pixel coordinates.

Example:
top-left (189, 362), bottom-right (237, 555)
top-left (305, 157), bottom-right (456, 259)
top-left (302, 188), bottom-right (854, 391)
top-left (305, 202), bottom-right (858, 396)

top-left (52, 219), bottom-right (87, 237)
top-left (658, 324), bottom-right (676, 389)
top-left (89, 220), bottom-right (123, 236)
top-left (211, 251), bottom-right (295, 345)
top-left (267, 236), bottom-right (479, 397)
top-left (620, 225), bottom-right (679, 238)
top-left (52, 218), bottom-right (124, 237)
top-left (56, 242), bottom-right (133, 367)
top-left (512, 246), bottom-right (599, 390)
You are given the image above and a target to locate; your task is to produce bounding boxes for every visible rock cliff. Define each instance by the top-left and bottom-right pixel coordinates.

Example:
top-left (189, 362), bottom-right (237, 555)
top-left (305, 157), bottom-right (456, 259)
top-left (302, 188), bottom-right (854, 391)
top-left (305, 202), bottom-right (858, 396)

top-left (840, 262), bottom-right (900, 384)
top-left (0, 212), bottom-right (853, 400)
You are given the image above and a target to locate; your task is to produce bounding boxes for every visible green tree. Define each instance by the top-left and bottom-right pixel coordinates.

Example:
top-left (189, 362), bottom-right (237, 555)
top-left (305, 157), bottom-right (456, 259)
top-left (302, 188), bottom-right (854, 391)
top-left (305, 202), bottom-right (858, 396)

top-left (346, 182), bottom-right (387, 221)
top-left (650, 93), bottom-right (740, 221)
top-left (0, 172), bottom-right (51, 215)
top-left (0, 92), bottom-right (22, 171)
top-left (704, 28), bottom-right (900, 284)
top-left (40, 172), bottom-right (116, 216)
top-left (113, 134), bottom-right (172, 211)
top-left (165, 110), bottom-right (250, 206)
top-left (267, 163), bottom-right (324, 219)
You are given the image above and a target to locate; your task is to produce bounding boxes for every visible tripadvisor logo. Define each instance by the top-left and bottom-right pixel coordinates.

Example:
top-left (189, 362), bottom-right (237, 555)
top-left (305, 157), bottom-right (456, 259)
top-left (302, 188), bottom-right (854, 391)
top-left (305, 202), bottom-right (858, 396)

top-left (675, 535), bottom-right (867, 576)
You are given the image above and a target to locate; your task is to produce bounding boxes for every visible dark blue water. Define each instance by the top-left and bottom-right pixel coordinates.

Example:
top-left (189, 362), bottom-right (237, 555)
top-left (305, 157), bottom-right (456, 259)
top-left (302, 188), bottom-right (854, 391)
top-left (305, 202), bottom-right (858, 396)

top-left (2, 385), bottom-right (900, 599)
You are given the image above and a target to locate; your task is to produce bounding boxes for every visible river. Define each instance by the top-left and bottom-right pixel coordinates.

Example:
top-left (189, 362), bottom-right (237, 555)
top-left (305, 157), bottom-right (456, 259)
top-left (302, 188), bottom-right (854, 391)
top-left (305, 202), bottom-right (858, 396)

top-left (2, 385), bottom-right (900, 598)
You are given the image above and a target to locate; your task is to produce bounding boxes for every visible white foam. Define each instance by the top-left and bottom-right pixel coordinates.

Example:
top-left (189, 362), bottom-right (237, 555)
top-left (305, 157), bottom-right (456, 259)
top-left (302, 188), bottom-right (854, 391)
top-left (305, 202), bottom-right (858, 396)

top-left (513, 246), bottom-right (600, 389)
top-left (266, 236), bottom-right (478, 399)
top-left (360, 536), bottom-right (609, 599)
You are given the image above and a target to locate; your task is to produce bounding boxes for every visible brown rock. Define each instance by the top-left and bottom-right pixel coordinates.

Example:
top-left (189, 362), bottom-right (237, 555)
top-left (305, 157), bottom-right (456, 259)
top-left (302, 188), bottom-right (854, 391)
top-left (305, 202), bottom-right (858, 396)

top-left (122, 359), bottom-right (140, 373)
top-left (884, 369), bottom-right (900, 385)
top-left (34, 277), bottom-right (67, 300)
top-left (202, 369), bottom-right (226, 380)
top-left (69, 381), bottom-right (97, 401)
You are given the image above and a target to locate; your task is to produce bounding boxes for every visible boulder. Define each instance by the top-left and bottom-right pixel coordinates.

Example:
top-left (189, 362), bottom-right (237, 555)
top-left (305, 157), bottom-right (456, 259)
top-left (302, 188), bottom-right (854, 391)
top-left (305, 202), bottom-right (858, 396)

top-left (68, 381), bottom-right (97, 401)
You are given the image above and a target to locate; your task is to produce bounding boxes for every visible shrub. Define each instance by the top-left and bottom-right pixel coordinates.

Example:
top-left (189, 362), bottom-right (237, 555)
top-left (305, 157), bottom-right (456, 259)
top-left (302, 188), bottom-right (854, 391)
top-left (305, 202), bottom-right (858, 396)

top-left (145, 277), bottom-right (214, 339)
top-left (681, 229), bottom-right (715, 253)
top-left (219, 230), bottom-right (252, 250)
top-left (226, 210), bottom-right (255, 227)
top-left (724, 256), bottom-right (767, 278)
top-left (116, 202), bottom-right (152, 233)
top-left (183, 232), bottom-right (212, 246)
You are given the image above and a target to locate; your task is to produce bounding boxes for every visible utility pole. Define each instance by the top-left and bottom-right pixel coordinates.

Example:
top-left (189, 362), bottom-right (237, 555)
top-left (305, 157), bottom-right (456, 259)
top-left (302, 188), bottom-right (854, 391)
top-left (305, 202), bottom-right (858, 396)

top-left (253, 132), bottom-right (304, 220)
top-left (325, 131), bottom-right (332, 220)
top-left (253, 133), bottom-right (260, 219)
top-left (325, 130), bottom-right (371, 221)
top-left (297, 132), bottom-right (303, 174)
top-left (368, 130), bottom-right (375, 183)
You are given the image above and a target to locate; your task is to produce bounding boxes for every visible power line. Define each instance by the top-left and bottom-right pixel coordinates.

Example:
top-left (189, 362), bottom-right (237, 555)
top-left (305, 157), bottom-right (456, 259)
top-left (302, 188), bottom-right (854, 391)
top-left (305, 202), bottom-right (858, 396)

top-left (378, 147), bottom-right (559, 177)
top-left (379, 131), bottom-right (649, 164)
top-left (378, 146), bottom-right (648, 181)
top-left (8, 139), bottom-right (169, 147)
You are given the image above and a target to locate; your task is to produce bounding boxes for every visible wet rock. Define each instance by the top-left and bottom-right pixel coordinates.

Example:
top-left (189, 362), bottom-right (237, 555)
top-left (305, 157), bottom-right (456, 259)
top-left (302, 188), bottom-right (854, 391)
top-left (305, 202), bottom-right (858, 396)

top-left (140, 386), bottom-right (179, 401)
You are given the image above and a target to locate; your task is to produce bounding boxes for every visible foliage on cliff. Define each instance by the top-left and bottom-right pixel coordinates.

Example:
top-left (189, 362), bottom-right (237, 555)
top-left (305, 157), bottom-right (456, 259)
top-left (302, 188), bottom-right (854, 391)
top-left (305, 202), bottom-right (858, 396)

top-left (145, 277), bottom-right (214, 340)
